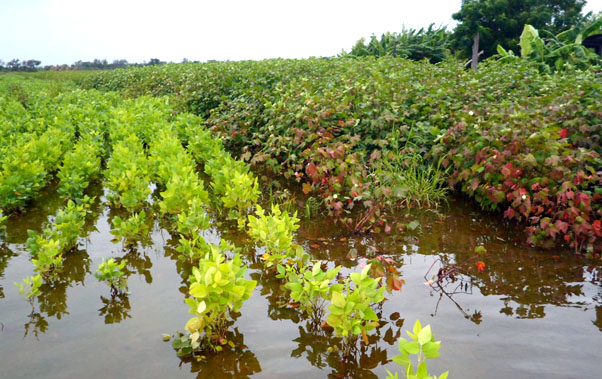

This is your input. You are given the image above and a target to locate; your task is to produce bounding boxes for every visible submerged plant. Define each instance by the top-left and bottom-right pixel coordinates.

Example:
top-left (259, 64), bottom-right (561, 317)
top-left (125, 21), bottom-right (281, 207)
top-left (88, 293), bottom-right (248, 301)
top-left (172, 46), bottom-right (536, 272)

top-left (176, 199), bottom-right (210, 238)
top-left (326, 264), bottom-right (385, 355)
top-left (110, 210), bottom-right (151, 246)
top-left (280, 260), bottom-right (343, 325)
top-left (172, 250), bottom-right (256, 356)
top-left (247, 204), bottom-right (300, 268)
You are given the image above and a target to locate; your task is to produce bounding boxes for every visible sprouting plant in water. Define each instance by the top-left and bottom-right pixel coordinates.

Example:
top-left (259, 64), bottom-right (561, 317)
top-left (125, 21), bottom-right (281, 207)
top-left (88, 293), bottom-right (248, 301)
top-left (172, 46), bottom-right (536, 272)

top-left (280, 260), bottom-right (343, 326)
top-left (171, 250), bottom-right (256, 356)
top-left (176, 199), bottom-right (210, 238)
top-left (94, 258), bottom-right (128, 295)
top-left (26, 197), bottom-right (92, 257)
top-left (386, 320), bottom-right (449, 379)
top-left (247, 204), bottom-right (300, 268)
top-left (110, 210), bottom-right (151, 247)
top-left (326, 264), bottom-right (385, 356)
top-left (177, 237), bottom-right (239, 265)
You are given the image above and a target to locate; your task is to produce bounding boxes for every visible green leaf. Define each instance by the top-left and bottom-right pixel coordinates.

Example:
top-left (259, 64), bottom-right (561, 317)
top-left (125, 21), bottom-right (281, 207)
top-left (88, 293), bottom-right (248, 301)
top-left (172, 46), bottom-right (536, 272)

top-left (286, 282), bottom-right (303, 293)
top-left (276, 264), bottom-right (285, 276)
top-left (422, 341), bottom-right (441, 358)
top-left (392, 354), bottom-right (411, 368)
top-left (417, 361), bottom-right (428, 378)
top-left (520, 25), bottom-right (540, 57)
top-left (196, 300), bottom-right (206, 314)
top-left (474, 245), bottom-right (487, 254)
top-left (412, 320), bottom-right (422, 337)
top-left (418, 324), bottom-right (432, 345)
top-left (403, 341), bottom-right (421, 355)
top-left (331, 290), bottom-right (346, 308)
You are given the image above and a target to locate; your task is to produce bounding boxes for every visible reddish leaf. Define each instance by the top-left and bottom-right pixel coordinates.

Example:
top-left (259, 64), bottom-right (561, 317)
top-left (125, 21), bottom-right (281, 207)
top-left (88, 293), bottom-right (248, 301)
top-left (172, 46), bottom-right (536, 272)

top-left (559, 128), bottom-right (568, 138)
top-left (475, 261), bottom-right (486, 272)
top-left (391, 277), bottom-right (403, 291)
top-left (555, 220), bottom-right (569, 234)
top-left (593, 220), bottom-right (602, 237)
top-left (306, 162), bottom-right (317, 176)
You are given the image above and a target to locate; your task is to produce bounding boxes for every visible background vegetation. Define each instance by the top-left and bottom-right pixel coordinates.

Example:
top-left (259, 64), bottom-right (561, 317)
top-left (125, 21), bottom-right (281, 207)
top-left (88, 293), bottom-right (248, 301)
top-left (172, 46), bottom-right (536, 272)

top-left (78, 56), bottom-right (602, 254)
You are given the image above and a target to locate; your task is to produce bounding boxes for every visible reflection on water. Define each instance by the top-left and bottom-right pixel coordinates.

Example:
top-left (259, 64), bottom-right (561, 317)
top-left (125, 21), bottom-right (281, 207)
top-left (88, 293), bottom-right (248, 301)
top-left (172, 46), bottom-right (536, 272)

top-left (98, 293), bottom-right (131, 324)
top-left (21, 249), bottom-right (91, 337)
top-left (179, 327), bottom-right (262, 379)
top-left (0, 183), bottom-right (601, 378)
top-left (290, 311), bottom-right (404, 379)
top-left (0, 244), bottom-right (17, 298)
top-left (121, 247), bottom-right (153, 284)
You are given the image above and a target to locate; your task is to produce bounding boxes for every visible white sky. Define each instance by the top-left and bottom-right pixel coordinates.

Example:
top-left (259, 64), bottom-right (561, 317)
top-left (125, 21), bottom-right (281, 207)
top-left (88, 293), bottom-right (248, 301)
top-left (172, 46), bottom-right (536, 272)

top-left (1, 0), bottom-right (601, 65)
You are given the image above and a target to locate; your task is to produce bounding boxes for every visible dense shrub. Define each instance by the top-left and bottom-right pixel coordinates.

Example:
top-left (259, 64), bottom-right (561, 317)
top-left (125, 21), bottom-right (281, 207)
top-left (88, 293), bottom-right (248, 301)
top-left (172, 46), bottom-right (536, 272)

top-left (81, 58), bottom-right (602, 253)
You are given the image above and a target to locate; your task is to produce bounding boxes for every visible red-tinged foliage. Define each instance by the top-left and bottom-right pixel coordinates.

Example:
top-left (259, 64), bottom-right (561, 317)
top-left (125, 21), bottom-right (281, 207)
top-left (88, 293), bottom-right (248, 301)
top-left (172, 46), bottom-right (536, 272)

top-left (475, 261), bottom-right (486, 272)
top-left (437, 67), bottom-right (602, 254)
top-left (84, 58), bottom-right (602, 253)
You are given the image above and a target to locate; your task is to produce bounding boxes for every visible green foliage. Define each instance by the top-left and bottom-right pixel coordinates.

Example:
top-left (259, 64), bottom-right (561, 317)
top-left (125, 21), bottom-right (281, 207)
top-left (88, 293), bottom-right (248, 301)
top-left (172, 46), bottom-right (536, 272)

top-left (177, 236), bottom-right (239, 265)
top-left (159, 173), bottom-right (209, 215)
top-left (30, 238), bottom-right (62, 274)
top-left (57, 134), bottom-right (103, 199)
top-left (280, 260), bottom-right (342, 323)
top-left (452, 0), bottom-right (587, 59)
top-left (386, 320), bottom-right (449, 379)
top-left (205, 153), bottom-right (260, 226)
top-left (247, 204), bottom-right (300, 267)
top-left (326, 264), bottom-right (385, 354)
top-left (14, 274), bottom-right (42, 298)
top-left (0, 127), bottom-right (72, 212)
top-left (374, 133), bottom-right (449, 208)
top-left (104, 134), bottom-right (151, 211)
top-left (174, 250), bottom-right (256, 355)
top-left (149, 129), bottom-right (209, 215)
top-left (348, 25), bottom-right (451, 63)
top-left (110, 211), bottom-right (151, 246)
top-left (498, 19), bottom-right (602, 72)
top-left (83, 57), bottom-right (601, 253)
top-left (26, 198), bottom-right (91, 260)
top-left (94, 258), bottom-right (128, 294)
top-left (176, 199), bottom-right (210, 238)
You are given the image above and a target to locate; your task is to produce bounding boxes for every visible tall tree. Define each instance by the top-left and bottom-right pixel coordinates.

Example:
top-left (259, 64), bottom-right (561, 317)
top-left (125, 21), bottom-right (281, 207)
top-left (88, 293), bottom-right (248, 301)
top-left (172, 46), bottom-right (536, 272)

top-left (452, 0), bottom-right (586, 63)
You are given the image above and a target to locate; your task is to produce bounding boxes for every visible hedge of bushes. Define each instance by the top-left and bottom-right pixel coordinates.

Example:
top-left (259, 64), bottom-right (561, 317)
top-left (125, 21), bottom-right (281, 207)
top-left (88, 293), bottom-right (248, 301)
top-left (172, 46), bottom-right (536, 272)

top-left (80, 58), bottom-right (602, 254)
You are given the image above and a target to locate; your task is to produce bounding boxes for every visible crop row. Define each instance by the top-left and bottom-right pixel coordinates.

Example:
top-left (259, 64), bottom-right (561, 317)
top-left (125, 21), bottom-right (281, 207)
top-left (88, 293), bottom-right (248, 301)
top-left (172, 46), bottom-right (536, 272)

top-left (82, 58), bottom-right (602, 253)
top-left (2, 77), bottom-right (419, 373)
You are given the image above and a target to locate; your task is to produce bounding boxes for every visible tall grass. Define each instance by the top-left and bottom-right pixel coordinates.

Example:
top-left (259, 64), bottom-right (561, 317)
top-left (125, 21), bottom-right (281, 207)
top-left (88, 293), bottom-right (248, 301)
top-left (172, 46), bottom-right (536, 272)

top-left (374, 128), bottom-right (449, 208)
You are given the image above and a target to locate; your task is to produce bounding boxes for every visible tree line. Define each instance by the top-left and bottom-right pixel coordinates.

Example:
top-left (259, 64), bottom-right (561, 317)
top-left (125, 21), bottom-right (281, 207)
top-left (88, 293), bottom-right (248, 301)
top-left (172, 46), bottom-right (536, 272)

top-left (1, 1), bottom-right (600, 72)
top-left (0, 58), bottom-right (201, 72)
top-left (346, 0), bottom-right (601, 69)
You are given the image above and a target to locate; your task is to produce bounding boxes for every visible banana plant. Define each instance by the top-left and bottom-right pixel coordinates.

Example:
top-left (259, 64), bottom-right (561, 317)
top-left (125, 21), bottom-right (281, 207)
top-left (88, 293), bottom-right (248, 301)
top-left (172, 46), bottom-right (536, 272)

top-left (497, 18), bottom-right (602, 72)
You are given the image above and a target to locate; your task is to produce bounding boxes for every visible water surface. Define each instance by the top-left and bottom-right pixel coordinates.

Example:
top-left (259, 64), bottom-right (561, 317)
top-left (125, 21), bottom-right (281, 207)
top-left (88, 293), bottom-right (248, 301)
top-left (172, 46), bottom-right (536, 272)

top-left (1, 186), bottom-right (600, 379)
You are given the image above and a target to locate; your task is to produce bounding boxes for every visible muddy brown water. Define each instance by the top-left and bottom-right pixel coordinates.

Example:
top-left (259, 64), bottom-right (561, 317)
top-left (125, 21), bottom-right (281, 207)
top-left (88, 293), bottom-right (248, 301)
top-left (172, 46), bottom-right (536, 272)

top-left (0, 183), bottom-right (601, 379)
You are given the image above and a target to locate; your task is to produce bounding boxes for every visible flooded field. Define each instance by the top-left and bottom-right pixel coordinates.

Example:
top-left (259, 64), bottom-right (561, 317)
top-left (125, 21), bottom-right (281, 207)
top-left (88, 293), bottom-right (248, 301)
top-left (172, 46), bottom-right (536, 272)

top-left (1, 181), bottom-right (600, 379)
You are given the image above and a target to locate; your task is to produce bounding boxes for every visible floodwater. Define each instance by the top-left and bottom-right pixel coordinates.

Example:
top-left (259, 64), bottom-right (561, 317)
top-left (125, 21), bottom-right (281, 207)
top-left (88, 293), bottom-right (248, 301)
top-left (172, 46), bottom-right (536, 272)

top-left (1, 182), bottom-right (601, 379)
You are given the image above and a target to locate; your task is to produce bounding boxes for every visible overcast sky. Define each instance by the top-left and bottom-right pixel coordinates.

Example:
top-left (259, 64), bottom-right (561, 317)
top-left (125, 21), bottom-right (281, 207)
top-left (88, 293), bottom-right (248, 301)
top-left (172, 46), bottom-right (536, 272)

top-left (1, 0), bottom-right (601, 65)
